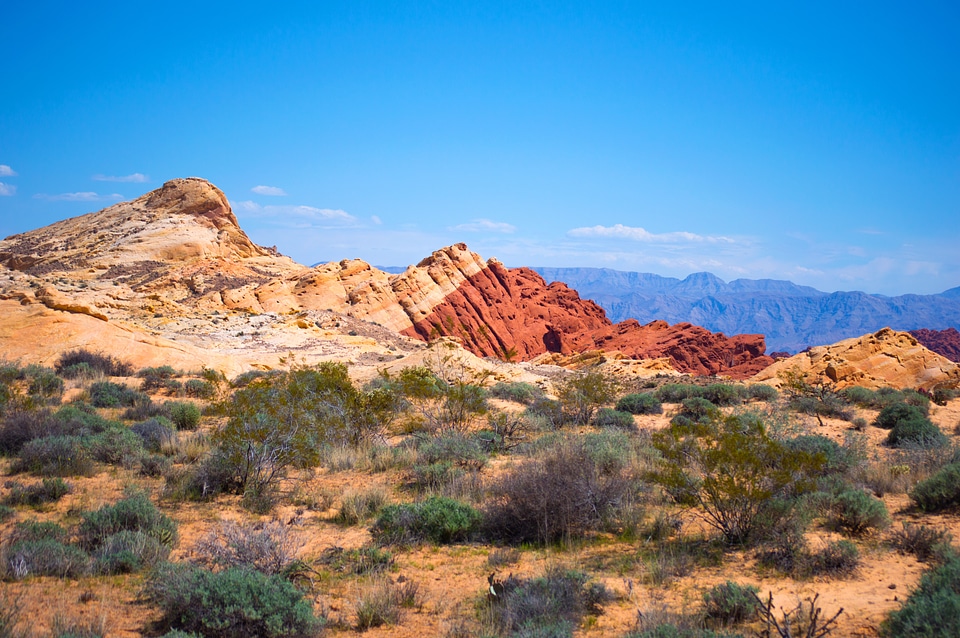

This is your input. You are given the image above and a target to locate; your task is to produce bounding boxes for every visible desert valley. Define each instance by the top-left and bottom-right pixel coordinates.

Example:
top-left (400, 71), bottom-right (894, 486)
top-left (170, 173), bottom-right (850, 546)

top-left (0, 178), bottom-right (958, 637)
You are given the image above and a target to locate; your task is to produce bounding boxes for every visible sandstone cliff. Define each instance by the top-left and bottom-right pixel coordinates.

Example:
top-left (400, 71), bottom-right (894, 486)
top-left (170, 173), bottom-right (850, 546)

top-left (910, 328), bottom-right (960, 363)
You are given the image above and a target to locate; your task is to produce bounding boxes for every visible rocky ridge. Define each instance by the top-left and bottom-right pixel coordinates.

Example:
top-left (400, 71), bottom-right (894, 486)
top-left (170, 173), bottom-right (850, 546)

top-left (910, 328), bottom-right (960, 363)
top-left (751, 327), bottom-right (960, 390)
top-left (0, 178), bottom-right (777, 379)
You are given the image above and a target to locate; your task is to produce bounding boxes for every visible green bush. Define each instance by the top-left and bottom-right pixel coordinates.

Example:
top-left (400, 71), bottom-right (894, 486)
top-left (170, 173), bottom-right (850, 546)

top-left (874, 403), bottom-right (928, 429)
top-left (27, 369), bottom-right (64, 401)
top-left (592, 407), bottom-right (636, 429)
top-left (4, 538), bottom-right (89, 579)
top-left (482, 566), bottom-right (611, 638)
top-left (89, 381), bottom-right (146, 408)
top-left (371, 496), bottom-right (481, 545)
top-left (745, 384), bottom-right (778, 402)
top-left (167, 401), bottom-right (201, 430)
top-left (13, 435), bottom-right (93, 476)
top-left (830, 489), bottom-right (889, 536)
top-left (909, 462), bottom-right (960, 512)
top-left (808, 539), bottom-right (860, 576)
top-left (416, 432), bottom-right (487, 469)
top-left (2, 478), bottom-right (71, 506)
top-left (616, 392), bottom-right (663, 415)
top-left (77, 492), bottom-right (177, 551)
top-left (86, 426), bottom-right (144, 466)
top-left (886, 417), bottom-right (947, 448)
top-left (93, 530), bottom-right (169, 574)
top-left (184, 379), bottom-right (216, 400)
top-left (881, 555), bottom-right (960, 636)
top-left (785, 435), bottom-right (851, 476)
top-left (144, 563), bottom-right (321, 638)
top-left (700, 384), bottom-right (745, 406)
top-left (556, 372), bottom-right (617, 425)
top-left (139, 454), bottom-right (172, 477)
top-left (490, 381), bottom-right (544, 405)
top-left (138, 366), bottom-right (180, 392)
top-left (655, 384), bottom-right (701, 403)
top-left (674, 397), bottom-right (717, 423)
top-left (890, 523), bottom-right (954, 563)
top-left (702, 581), bottom-right (760, 625)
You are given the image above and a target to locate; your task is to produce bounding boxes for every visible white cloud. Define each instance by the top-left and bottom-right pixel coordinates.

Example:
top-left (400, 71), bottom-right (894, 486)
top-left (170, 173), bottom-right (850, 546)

top-left (371, 215), bottom-right (383, 225)
top-left (34, 192), bottom-right (124, 202)
top-left (450, 218), bottom-right (517, 234)
top-left (567, 223), bottom-right (734, 243)
top-left (0, 182), bottom-right (16, 196)
top-left (251, 185), bottom-right (287, 196)
top-left (235, 200), bottom-right (356, 224)
top-left (92, 173), bottom-right (149, 183)
top-left (0, 165), bottom-right (16, 177)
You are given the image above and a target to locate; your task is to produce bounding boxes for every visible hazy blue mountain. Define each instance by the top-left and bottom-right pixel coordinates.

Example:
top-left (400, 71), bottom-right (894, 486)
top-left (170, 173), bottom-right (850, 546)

top-left (532, 267), bottom-right (960, 353)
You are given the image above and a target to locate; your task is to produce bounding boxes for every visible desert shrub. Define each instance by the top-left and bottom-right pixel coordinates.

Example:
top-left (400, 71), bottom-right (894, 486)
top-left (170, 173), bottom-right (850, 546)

top-left (26, 368), bottom-right (64, 401)
top-left (700, 384), bottom-right (745, 406)
top-left (192, 521), bottom-right (303, 576)
top-left (484, 436), bottom-right (634, 544)
top-left (335, 487), bottom-right (389, 525)
top-left (230, 370), bottom-right (277, 388)
top-left (702, 581), bottom-right (760, 625)
top-left (144, 563), bottom-right (321, 638)
top-left (167, 401), bottom-right (201, 430)
top-left (86, 425), bottom-right (144, 466)
top-left (482, 567), bottom-right (611, 638)
top-left (651, 411), bottom-right (822, 545)
top-left (592, 407), bottom-right (636, 429)
top-left (875, 403), bottom-right (928, 429)
top-left (13, 435), bottom-right (93, 476)
top-left (89, 381), bottom-right (146, 408)
top-left (184, 379), bottom-right (216, 400)
top-left (318, 545), bottom-right (394, 575)
top-left (490, 381), bottom-right (544, 405)
top-left (617, 392), bottom-right (663, 415)
top-left (3, 538), bottom-right (89, 579)
top-left (56, 349), bottom-right (133, 378)
top-left (830, 489), bottom-right (889, 536)
top-left (808, 539), bottom-right (860, 576)
top-left (655, 384), bottom-right (701, 403)
top-left (890, 523), bottom-right (955, 563)
top-left (122, 398), bottom-right (169, 421)
top-left (581, 429), bottom-right (642, 475)
top-left (77, 492), bottom-right (177, 551)
top-left (673, 397), bottom-right (717, 424)
top-left (355, 578), bottom-right (407, 629)
top-left (909, 462), bottom-right (960, 512)
top-left (93, 530), bottom-right (169, 574)
top-left (164, 451), bottom-right (240, 502)
top-left (790, 395), bottom-right (853, 422)
top-left (524, 397), bottom-right (564, 429)
top-left (49, 615), bottom-right (107, 638)
top-left (0, 504), bottom-right (13, 522)
top-left (745, 384), bottom-right (778, 402)
top-left (416, 432), bottom-right (487, 469)
top-left (0, 406), bottom-right (111, 455)
top-left (2, 477), bottom-right (71, 506)
top-left (886, 416), bottom-right (947, 448)
top-left (371, 496), bottom-right (481, 545)
top-left (785, 435), bottom-right (851, 476)
top-left (139, 453), bottom-right (172, 477)
top-left (131, 418), bottom-right (175, 452)
top-left (625, 626), bottom-right (741, 638)
top-left (556, 372), bottom-right (618, 425)
top-left (881, 554), bottom-right (960, 637)
top-left (138, 366), bottom-right (179, 392)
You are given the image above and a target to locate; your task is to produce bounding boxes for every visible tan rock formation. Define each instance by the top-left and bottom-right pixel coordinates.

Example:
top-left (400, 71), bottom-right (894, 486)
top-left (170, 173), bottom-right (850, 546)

top-left (751, 327), bottom-right (960, 390)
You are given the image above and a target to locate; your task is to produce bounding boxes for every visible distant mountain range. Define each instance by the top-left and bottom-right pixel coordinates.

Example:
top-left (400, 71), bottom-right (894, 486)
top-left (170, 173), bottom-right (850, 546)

top-left (531, 267), bottom-right (960, 353)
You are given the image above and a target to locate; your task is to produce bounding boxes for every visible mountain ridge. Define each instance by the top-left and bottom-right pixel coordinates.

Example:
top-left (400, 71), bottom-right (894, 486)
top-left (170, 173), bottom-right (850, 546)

top-left (533, 266), bottom-right (960, 352)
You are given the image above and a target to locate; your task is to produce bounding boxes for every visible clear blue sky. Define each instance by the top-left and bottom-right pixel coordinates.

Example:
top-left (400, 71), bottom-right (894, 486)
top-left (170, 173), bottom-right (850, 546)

top-left (1, 2), bottom-right (957, 295)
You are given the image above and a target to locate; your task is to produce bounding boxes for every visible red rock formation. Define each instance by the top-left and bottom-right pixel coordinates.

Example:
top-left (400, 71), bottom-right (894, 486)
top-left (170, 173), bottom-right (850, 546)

top-left (910, 328), bottom-right (960, 363)
top-left (400, 263), bottom-right (772, 379)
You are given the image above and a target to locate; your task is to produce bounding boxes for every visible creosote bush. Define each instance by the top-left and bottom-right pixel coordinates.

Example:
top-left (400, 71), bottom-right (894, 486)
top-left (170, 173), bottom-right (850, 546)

top-left (556, 372), bottom-right (618, 425)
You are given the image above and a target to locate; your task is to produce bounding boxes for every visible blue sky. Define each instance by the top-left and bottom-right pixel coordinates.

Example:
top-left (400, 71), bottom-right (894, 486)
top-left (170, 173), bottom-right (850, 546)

top-left (1, 2), bottom-right (957, 295)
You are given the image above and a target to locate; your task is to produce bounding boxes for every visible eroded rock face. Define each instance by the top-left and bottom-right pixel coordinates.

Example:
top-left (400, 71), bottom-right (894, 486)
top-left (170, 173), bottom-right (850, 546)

top-left (752, 327), bottom-right (960, 390)
top-left (910, 328), bottom-right (960, 363)
top-left (0, 178), bottom-right (774, 379)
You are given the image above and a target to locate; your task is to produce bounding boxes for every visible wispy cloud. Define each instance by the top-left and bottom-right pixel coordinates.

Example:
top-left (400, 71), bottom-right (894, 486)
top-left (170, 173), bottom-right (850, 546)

top-left (450, 218), bottom-right (516, 234)
top-left (371, 215), bottom-right (383, 225)
top-left (34, 192), bottom-right (123, 202)
top-left (0, 182), bottom-right (15, 196)
top-left (568, 223), bottom-right (734, 243)
top-left (92, 173), bottom-right (149, 183)
top-left (251, 185), bottom-right (287, 196)
top-left (235, 200), bottom-right (356, 225)
top-left (0, 165), bottom-right (16, 177)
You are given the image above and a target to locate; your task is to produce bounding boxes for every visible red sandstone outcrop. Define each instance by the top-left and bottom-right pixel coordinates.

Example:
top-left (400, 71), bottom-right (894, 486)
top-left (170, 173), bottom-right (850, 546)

top-left (0, 178), bottom-right (774, 378)
top-left (910, 328), bottom-right (960, 363)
